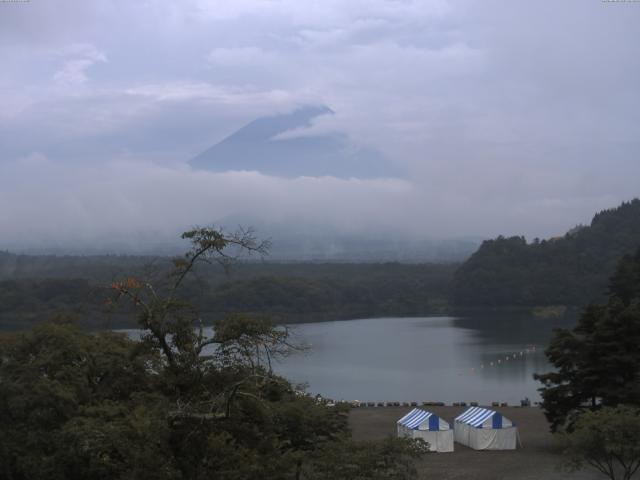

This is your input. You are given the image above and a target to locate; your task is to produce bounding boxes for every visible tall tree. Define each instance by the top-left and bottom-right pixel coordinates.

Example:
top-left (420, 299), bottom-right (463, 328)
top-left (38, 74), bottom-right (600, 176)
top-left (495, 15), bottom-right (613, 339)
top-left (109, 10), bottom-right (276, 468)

top-left (1, 227), bottom-right (428, 479)
top-left (535, 247), bottom-right (640, 431)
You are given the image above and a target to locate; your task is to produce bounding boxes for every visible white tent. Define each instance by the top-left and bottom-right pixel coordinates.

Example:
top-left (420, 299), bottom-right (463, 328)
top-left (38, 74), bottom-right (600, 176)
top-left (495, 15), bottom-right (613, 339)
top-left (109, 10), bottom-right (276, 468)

top-left (397, 408), bottom-right (454, 452)
top-left (454, 406), bottom-right (518, 450)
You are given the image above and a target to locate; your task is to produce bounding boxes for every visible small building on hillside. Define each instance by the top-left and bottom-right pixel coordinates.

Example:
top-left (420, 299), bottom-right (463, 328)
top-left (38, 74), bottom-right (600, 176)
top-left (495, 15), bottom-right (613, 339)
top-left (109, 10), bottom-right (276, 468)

top-left (397, 408), bottom-right (454, 452)
top-left (454, 406), bottom-right (518, 450)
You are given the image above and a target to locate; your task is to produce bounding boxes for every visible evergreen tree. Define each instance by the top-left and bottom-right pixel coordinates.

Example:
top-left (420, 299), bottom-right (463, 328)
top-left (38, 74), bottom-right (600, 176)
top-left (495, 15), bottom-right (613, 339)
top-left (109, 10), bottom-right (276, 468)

top-left (535, 247), bottom-right (640, 431)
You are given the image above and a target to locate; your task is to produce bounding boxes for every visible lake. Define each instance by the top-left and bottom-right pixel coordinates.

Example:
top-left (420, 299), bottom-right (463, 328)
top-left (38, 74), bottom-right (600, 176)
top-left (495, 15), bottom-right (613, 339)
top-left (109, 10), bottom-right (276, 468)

top-left (121, 313), bottom-right (575, 405)
top-left (272, 314), bottom-right (575, 405)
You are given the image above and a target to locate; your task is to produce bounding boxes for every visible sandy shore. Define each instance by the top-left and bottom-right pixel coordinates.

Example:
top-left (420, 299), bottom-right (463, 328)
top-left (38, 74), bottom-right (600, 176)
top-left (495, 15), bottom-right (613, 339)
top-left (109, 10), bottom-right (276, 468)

top-left (349, 406), bottom-right (601, 480)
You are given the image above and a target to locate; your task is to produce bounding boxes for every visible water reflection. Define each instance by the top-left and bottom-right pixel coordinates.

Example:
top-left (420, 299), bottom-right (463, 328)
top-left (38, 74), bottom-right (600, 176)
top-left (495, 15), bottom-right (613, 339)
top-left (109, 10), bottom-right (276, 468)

top-left (451, 311), bottom-right (577, 345)
top-left (118, 314), bottom-right (578, 405)
top-left (274, 314), bottom-right (578, 404)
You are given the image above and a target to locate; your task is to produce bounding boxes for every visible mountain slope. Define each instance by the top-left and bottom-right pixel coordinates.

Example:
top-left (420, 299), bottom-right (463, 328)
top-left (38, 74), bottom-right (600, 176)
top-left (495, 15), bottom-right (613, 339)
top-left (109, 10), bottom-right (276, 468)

top-left (453, 199), bottom-right (640, 307)
top-left (189, 105), bottom-right (398, 178)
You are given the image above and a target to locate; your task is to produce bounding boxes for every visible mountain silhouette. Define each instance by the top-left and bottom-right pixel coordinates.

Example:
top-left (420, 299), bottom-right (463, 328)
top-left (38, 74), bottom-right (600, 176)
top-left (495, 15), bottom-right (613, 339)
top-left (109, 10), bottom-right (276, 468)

top-left (189, 105), bottom-right (399, 178)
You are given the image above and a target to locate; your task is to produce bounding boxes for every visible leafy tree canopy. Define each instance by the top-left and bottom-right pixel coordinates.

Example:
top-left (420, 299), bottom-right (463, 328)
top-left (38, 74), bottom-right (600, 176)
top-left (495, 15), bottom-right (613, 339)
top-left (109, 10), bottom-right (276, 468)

top-left (0, 227), bottom-right (427, 480)
top-left (561, 406), bottom-right (640, 480)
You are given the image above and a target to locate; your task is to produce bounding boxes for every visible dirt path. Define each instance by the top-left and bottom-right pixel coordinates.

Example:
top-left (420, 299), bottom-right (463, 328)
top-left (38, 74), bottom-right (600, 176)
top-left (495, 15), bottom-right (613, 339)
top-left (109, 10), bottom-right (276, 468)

top-left (349, 406), bottom-right (603, 480)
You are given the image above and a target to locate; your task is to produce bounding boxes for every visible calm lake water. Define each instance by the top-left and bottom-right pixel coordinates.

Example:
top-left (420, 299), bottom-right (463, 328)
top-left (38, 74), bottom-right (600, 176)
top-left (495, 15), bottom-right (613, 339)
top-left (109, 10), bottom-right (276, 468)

top-left (273, 314), bottom-right (575, 405)
top-left (121, 313), bottom-right (575, 405)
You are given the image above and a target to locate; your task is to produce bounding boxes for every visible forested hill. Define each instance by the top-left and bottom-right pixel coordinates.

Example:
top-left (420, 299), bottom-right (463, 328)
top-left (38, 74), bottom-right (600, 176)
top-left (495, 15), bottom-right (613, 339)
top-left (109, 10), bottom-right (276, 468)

top-left (453, 199), bottom-right (640, 307)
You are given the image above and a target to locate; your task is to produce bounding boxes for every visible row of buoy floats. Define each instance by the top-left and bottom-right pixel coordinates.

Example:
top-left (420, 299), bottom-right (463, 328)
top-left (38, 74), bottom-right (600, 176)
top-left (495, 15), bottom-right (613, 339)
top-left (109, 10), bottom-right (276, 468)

top-left (313, 397), bottom-right (535, 408)
top-left (468, 345), bottom-right (537, 375)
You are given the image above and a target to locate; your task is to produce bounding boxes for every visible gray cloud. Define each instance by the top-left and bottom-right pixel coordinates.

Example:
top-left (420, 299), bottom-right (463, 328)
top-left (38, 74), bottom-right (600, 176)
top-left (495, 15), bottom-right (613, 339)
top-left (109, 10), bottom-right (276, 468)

top-left (0, 0), bottom-right (638, 252)
top-left (52, 44), bottom-right (108, 86)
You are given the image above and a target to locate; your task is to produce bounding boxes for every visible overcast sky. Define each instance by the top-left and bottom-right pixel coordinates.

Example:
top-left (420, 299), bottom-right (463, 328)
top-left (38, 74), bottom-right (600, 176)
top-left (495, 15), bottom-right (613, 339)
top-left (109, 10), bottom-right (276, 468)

top-left (1, 0), bottom-right (639, 252)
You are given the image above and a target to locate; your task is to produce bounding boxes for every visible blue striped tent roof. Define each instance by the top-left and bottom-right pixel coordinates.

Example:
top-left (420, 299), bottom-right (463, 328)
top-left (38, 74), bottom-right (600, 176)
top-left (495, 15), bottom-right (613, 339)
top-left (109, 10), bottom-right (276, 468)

top-left (455, 406), bottom-right (510, 428)
top-left (397, 408), bottom-right (443, 430)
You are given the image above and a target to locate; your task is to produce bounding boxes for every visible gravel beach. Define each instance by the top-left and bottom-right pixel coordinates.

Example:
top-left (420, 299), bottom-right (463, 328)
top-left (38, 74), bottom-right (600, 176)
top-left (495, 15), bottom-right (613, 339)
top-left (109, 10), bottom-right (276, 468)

top-left (349, 406), bottom-right (603, 480)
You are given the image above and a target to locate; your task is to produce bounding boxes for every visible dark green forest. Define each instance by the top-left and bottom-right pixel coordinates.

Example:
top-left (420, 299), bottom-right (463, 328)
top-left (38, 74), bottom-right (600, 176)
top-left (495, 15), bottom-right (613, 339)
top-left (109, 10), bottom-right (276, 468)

top-left (453, 199), bottom-right (640, 307)
top-left (0, 257), bottom-right (455, 330)
top-left (2, 199), bottom-right (640, 330)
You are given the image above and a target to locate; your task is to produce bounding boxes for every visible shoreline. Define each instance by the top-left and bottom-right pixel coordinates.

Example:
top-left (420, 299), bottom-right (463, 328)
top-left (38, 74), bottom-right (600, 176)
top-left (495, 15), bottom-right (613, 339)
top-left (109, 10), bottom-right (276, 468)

top-left (1, 306), bottom-right (582, 333)
top-left (349, 406), bottom-right (599, 480)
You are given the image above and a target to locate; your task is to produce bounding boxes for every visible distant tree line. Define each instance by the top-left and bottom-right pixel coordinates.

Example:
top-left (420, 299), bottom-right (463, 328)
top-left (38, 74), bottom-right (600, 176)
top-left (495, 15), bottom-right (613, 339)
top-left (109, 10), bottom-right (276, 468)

top-left (0, 259), bottom-right (455, 330)
top-left (191, 265), bottom-right (452, 322)
top-left (2, 199), bottom-right (639, 330)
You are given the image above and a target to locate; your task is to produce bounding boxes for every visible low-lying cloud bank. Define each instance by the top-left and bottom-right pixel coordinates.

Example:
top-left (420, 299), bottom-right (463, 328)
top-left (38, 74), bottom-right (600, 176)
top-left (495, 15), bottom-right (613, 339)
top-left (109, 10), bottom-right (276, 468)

top-left (0, 154), bottom-right (630, 255)
top-left (0, 156), bottom-right (413, 253)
